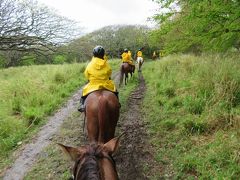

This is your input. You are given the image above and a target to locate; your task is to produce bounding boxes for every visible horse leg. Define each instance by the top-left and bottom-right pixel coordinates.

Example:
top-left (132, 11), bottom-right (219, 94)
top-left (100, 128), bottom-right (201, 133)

top-left (119, 71), bottom-right (124, 87)
top-left (125, 73), bottom-right (128, 85)
top-left (139, 62), bottom-right (142, 72)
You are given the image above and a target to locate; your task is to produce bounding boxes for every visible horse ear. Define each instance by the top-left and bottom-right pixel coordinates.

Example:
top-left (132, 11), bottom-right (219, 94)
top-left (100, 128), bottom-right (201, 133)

top-left (57, 143), bottom-right (84, 161)
top-left (103, 133), bottom-right (125, 154)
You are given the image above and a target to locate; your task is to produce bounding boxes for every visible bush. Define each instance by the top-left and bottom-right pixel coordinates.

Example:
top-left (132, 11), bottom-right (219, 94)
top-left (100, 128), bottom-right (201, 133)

top-left (53, 55), bottom-right (66, 64)
top-left (20, 55), bottom-right (36, 66)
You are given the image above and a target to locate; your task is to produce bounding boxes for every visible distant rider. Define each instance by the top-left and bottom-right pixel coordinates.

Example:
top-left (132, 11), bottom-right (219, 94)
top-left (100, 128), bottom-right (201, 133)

top-left (121, 48), bottom-right (135, 71)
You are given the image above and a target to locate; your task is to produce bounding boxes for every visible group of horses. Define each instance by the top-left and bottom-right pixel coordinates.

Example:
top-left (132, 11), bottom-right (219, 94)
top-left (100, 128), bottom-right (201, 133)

top-left (119, 58), bottom-right (143, 86)
top-left (58, 60), bottom-right (144, 180)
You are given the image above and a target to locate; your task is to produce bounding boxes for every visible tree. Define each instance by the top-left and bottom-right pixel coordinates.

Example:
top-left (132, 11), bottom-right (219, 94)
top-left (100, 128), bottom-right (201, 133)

top-left (68, 25), bottom-right (152, 61)
top-left (152, 0), bottom-right (240, 53)
top-left (0, 0), bottom-right (80, 54)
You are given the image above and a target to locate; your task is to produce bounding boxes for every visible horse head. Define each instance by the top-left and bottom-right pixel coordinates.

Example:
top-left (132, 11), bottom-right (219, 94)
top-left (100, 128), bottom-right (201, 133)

top-left (58, 136), bottom-right (121, 180)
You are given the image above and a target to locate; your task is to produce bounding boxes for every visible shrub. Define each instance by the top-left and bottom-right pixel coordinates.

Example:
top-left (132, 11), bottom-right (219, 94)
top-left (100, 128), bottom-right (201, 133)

top-left (53, 55), bottom-right (66, 64)
top-left (20, 55), bottom-right (36, 66)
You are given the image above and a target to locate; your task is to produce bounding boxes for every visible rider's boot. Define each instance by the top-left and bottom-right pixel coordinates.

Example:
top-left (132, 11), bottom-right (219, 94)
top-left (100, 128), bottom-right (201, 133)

top-left (78, 97), bottom-right (85, 112)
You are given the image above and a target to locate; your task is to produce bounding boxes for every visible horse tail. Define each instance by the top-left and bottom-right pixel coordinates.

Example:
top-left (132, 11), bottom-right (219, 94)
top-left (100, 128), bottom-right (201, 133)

top-left (98, 95), bottom-right (107, 143)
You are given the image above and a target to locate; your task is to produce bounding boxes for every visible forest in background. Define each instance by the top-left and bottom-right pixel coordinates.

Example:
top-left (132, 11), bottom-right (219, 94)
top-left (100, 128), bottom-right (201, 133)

top-left (0, 0), bottom-right (239, 68)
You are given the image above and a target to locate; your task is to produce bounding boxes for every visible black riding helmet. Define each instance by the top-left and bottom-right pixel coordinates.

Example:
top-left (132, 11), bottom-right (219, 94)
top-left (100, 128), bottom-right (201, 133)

top-left (93, 45), bottom-right (105, 59)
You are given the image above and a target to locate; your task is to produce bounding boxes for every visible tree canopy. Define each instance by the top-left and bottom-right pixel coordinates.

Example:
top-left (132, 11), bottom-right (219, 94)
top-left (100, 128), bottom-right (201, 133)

top-left (151, 0), bottom-right (240, 53)
top-left (63, 25), bottom-right (153, 62)
top-left (0, 0), bottom-right (81, 67)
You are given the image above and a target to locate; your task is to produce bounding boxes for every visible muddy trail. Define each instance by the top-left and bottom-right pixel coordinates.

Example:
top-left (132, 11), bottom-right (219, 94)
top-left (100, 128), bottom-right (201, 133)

top-left (115, 72), bottom-right (156, 180)
top-left (2, 71), bottom-right (157, 180)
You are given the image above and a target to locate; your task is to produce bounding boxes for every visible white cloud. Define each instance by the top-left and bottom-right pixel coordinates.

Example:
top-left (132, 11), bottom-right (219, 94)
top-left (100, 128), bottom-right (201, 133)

top-left (38, 0), bottom-right (158, 33)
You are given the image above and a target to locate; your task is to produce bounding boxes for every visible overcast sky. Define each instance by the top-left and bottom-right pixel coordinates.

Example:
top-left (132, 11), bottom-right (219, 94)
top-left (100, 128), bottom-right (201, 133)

top-left (38, 0), bottom-right (158, 33)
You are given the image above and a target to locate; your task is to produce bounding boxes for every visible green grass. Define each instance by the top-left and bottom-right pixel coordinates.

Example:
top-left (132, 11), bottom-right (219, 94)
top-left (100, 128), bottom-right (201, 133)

top-left (142, 53), bottom-right (240, 178)
top-left (0, 63), bottom-right (87, 168)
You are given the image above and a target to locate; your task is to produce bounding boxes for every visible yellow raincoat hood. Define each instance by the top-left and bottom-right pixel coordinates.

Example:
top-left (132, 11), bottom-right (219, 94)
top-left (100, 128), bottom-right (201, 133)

top-left (137, 50), bottom-right (143, 57)
top-left (91, 57), bottom-right (106, 69)
top-left (122, 52), bottom-right (134, 65)
top-left (82, 57), bottom-right (116, 96)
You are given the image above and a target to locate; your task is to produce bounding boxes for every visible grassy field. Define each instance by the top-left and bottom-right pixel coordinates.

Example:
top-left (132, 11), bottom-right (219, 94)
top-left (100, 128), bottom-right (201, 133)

top-left (0, 59), bottom-right (121, 169)
top-left (142, 53), bottom-right (240, 178)
top-left (2, 54), bottom-right (239, 178)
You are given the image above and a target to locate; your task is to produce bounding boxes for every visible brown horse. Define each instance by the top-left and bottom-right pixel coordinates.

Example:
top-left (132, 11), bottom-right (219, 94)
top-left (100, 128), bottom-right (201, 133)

top-left (119, 63), bottom-right (134, 86)
top-left (84, 90), bottom-right (120, 143)
top-left (58, 136), bottom-right (121, 180)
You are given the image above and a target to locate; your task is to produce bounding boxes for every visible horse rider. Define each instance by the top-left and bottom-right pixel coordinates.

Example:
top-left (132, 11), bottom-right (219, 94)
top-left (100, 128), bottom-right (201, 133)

top-left (121, 48), bottom-right (135, 70)
top-left (137, 48), bottom-right (144, 64)
top-left (152, 51), bottom-right (157, 60)
top-left (78, 45), bottom-right (118, 112)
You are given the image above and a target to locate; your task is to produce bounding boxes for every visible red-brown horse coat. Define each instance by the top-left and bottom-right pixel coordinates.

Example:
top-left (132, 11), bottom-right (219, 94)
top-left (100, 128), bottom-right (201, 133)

top-left (119, 62), bottom-right (134, 86)
top-left (85, 90), bottom-right (120, 143)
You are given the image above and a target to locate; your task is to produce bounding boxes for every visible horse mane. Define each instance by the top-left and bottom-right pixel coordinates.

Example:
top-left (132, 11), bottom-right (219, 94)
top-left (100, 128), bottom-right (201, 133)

top-left (75, 144), bottom-right (103, 180)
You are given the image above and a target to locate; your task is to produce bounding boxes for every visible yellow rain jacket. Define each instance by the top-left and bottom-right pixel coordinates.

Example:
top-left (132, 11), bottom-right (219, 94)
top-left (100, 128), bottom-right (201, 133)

top-left (137, 50), bottom-right (143, 57)
top-left (122, 52), bottom-right (134, 65)
top-left (82, 57), bottom-right (116, 96)
top-left (128, 51), bottom-right (132, 59)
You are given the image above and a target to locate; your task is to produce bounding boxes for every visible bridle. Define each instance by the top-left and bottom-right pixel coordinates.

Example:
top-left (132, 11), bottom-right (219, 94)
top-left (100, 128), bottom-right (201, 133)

top-left (72, 148), bottom-right (117, 180)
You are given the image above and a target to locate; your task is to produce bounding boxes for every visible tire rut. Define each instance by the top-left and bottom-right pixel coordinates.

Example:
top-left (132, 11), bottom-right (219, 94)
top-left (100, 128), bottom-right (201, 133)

top-left (116, 72), bottom-right (153, 180)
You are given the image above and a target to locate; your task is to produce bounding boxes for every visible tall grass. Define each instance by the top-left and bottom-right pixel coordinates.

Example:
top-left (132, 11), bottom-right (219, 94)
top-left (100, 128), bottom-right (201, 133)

top-left (142, 53), bottom-right (240, 178)
top-left (0, 63), bottom-right (86, 161)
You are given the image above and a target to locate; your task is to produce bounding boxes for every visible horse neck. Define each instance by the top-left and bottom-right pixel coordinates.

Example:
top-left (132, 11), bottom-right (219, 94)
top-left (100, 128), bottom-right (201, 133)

top-left (74, 145), bottom-right (118, 180)
top-left (75, 155), bottom-right (100, 180)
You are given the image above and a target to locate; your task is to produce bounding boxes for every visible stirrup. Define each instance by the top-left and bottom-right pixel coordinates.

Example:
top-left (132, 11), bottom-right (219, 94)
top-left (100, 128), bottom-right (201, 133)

top-left (78, 106), bottom-right (85, 112)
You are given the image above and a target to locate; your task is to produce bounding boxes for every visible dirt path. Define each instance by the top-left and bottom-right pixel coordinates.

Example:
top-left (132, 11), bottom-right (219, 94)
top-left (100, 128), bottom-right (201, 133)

top-left (3, 89), bottom-right (83, 180)
top-left (115, 72), bottom-right (156, 180)
top-left (2, 71), bottom-right (156, 180)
